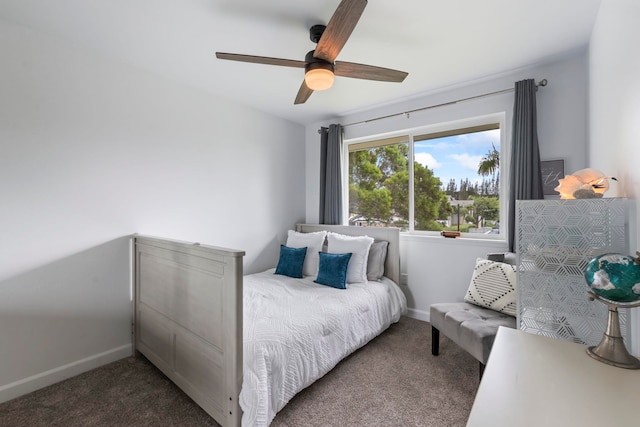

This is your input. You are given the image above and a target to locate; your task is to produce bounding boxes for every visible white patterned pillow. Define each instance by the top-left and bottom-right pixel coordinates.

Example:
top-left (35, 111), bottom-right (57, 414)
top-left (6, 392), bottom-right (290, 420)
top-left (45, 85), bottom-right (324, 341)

top-left (286, 230), bottom-right (327, 277)
top-left (326, 232), bottom-right (374, 284)
top-left (464, 258), bottom-right (517, 317)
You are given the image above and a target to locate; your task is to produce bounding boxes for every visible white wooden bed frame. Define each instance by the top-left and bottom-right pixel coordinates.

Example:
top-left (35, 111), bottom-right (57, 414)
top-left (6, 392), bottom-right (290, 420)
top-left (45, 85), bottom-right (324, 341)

top-left (133, 235), bottom-right (245, 426)
top-left (133, 225), bottom-right (400, 426)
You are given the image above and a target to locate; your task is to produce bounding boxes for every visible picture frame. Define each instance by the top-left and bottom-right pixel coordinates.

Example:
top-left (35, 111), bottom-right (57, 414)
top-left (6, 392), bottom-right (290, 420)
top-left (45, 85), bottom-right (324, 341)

top-left (541, 159), bottom-right (565, 196)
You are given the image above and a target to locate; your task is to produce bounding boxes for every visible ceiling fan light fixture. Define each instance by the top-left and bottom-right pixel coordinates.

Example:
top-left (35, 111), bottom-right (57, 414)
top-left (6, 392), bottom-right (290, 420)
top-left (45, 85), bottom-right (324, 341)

top-left (305, 63), bottom-right (335, 91)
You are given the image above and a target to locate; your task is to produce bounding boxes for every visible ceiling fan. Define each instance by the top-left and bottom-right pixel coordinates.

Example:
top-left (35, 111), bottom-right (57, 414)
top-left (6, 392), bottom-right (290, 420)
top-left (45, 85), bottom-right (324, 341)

top-left (215, 0), bottom-right (408, 105)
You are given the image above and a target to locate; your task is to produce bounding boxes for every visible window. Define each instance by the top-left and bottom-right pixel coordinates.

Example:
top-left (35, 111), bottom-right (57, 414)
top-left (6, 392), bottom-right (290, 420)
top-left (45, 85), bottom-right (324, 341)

top-left (348, 135), bottom-right (410, 229)
top-left (346, 117), bottom-right (504, 238)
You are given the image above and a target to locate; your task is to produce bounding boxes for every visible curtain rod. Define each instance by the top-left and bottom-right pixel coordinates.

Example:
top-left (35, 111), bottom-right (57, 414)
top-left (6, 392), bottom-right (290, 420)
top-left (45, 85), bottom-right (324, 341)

top-left (318, 78), bottom-right (547, 133)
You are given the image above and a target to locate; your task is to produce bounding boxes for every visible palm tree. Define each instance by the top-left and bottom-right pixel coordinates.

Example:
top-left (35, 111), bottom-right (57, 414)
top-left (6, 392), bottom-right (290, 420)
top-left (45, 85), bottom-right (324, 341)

top-left (477, 144), bottom-right (499, 176)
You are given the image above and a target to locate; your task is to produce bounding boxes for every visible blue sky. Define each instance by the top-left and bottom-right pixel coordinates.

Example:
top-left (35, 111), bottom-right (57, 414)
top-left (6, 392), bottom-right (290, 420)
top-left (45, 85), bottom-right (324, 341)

top-left (414, 129), bottom-right (500, 188)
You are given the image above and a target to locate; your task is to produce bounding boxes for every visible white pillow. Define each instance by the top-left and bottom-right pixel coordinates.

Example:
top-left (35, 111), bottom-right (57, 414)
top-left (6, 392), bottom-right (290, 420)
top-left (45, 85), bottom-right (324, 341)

top-left (286, 230), bottom-right (327, 277)
top-left (327, 232), bottom-right (374, 284)
top-left (464, 258), bottom-right (517, 317)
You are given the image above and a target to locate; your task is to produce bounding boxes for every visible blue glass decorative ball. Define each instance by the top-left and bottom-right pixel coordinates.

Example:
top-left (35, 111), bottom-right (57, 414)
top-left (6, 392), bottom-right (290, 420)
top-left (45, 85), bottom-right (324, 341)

top-left (584, 254), bottom-right (640, 303)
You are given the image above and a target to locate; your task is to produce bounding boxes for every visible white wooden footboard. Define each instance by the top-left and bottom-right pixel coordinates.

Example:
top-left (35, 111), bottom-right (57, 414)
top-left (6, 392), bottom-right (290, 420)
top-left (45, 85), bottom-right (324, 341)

top-left (133, 235), bottom-right (244, 426)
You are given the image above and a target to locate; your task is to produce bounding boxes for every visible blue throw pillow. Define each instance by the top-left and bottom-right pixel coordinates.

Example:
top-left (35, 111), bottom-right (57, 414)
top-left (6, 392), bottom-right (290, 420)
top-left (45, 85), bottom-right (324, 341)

top-left (315, 252), bottom-right (352, 289)
top-left (275, 245), bottom-right (307, 278)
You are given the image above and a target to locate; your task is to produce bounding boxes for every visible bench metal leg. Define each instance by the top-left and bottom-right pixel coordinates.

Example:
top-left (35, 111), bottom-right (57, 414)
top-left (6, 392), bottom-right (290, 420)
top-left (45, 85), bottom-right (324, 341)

top-left (431, 326), bottom-right (440, 356)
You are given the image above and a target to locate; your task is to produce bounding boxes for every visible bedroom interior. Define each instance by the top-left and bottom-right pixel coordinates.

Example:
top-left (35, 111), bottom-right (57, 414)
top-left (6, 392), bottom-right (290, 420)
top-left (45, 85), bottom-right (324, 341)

top-left (1, 0), bottom-right (640, 426)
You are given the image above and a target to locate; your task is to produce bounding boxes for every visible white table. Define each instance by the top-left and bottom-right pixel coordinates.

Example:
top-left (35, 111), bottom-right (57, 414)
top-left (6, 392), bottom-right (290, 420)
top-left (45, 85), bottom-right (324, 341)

top-left (466, 327), bottom-right (640, 427)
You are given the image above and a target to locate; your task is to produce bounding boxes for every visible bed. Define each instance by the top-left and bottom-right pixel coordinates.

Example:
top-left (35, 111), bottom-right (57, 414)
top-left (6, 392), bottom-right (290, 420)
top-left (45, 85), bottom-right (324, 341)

top-left (133, 224), bottom-right (406, 427)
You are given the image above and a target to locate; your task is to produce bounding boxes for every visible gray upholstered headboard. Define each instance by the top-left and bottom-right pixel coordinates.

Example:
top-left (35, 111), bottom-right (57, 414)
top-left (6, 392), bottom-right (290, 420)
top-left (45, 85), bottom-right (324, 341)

top-left (295, 224), bottom-right (401, 284)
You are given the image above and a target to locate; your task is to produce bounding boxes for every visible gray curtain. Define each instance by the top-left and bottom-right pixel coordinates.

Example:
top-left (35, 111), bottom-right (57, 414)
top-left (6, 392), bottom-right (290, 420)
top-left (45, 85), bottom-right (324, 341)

top-left (508, 79), bottom-right (544, 252)
top-left (319, 124), bottom-right (343, 225)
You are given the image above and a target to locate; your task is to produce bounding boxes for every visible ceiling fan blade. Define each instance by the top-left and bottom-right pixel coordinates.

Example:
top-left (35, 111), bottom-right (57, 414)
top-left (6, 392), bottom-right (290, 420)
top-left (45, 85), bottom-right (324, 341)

top-left (334, 61), bottom-right (408, 82)
top-left (294, 80), bottom-right (314, 104)
top-left (314, 0), bottom-right (367, 63)
top-left (216, 52), bottom-right (305, 68)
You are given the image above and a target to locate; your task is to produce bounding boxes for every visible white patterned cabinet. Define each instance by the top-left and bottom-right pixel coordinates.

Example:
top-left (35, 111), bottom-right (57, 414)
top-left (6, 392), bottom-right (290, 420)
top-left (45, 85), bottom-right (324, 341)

top-left (515, 198), bottom-right (630, 346)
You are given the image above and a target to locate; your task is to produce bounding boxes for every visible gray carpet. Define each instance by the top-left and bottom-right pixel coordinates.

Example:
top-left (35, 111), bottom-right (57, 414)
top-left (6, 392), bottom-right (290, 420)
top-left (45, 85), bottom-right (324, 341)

top-left (0, 317), bottom-right (479, 426)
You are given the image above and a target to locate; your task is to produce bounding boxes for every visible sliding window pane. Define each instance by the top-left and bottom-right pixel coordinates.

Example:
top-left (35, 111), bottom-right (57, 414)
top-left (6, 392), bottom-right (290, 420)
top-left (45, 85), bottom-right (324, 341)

top-left (348, 137), bottom-right (409, 229)
top-left (414, 125), bottom-right (501, 233)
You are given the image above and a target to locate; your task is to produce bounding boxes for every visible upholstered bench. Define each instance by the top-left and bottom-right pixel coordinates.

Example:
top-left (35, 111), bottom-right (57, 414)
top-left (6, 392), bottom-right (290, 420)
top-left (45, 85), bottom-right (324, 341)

top-left (430, 253), bottom-right (517, 379)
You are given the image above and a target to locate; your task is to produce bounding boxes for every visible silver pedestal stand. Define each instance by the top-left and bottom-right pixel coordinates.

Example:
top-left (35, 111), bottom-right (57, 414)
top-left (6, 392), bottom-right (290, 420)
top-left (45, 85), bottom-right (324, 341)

top-left (586, 291), bottom-right (640, 369)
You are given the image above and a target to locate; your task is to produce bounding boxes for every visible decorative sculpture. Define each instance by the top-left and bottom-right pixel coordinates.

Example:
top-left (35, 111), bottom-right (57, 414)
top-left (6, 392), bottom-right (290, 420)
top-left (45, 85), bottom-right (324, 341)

top-left (554, 168), bottom-right (617, 199)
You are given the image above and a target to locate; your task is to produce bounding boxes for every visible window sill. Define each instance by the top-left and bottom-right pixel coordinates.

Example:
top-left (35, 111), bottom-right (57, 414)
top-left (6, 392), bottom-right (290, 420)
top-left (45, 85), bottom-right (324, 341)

top-left (400, 231), bottom-right (507, 249)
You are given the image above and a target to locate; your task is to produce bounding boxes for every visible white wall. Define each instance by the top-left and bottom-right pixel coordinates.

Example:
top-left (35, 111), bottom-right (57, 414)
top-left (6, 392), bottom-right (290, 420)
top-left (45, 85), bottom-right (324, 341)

top-left (0, 20), bottom-right (305, 401)
top-left (306, 53), bottom-right (589, 320)
top-left (589, 0), bottom-right (640, 354)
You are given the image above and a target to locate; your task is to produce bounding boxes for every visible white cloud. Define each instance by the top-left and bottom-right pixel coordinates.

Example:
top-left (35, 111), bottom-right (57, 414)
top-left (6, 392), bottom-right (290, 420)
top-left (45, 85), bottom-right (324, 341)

top-left (415, 152), bottom-right (441, 169)
top-left (455, 129), bottom-right (501, 146)
top-left (449, 153), bottom-right (483, 171)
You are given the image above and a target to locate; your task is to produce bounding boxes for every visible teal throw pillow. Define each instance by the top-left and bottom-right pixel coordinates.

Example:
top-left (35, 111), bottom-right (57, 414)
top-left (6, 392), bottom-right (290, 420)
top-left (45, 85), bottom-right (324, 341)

top-left (315, 252), bottom-right (352, 289)
top-left (275, 245), bottom-right (307, 278)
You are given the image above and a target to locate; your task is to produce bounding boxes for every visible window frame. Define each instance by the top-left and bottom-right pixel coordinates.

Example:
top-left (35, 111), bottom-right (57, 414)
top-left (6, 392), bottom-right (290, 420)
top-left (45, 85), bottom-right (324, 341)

top-left (343, 113), bottom-right (507, 240)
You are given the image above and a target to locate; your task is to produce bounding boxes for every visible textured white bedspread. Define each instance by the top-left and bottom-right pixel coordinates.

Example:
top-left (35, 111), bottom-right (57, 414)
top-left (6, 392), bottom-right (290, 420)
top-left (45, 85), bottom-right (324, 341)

top-left (239, 269), bottom-right (407, 426)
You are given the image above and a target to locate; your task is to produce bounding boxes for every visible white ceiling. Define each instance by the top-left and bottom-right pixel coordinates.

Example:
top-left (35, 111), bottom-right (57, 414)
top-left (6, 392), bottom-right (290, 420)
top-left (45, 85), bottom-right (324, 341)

top-left (0, 0), bottom-right (602, 126)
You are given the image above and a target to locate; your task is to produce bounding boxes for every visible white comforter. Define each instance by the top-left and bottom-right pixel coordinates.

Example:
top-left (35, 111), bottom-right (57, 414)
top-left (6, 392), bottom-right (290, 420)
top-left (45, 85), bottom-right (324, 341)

top-left (239, 269), bottom-right (407, 426)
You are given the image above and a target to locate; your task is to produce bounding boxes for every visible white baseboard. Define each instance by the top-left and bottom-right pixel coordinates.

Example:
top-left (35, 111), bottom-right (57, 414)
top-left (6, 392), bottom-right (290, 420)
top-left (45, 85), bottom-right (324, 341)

top-left (0, 344), bottom-right (132, 404)
top-left (404, 307), bottom-right (430, 323)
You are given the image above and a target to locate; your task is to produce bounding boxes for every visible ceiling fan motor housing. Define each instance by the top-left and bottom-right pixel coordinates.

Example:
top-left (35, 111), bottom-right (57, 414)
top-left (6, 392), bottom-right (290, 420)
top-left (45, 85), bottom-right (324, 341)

top-left (305, 50), bottom-right (334, 72)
